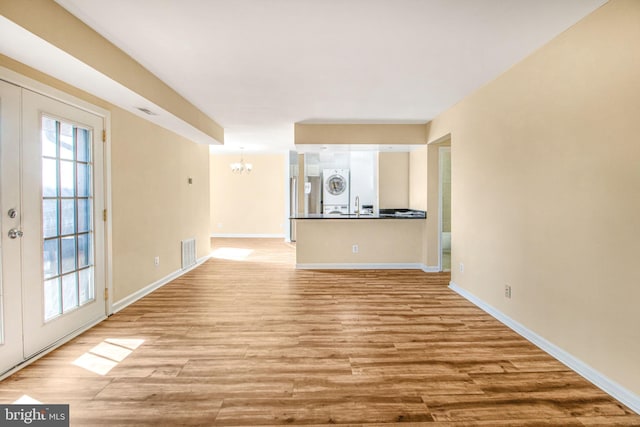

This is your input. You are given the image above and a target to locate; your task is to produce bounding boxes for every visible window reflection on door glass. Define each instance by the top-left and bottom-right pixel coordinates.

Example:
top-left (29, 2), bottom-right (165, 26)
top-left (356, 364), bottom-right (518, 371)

top-left (42, 158), bottom-right (57, 197)
top-left (77, 199), bottom-right (90, 233)
top-left (62, 274), bottom-right (78, 313)
top-left (76, 128), bottom-right (89, 162)
top-left (60, 161), bottom-right (74, 197)
top-left (59, 122), bottom-right (74, 160)
top-left (78, 234), bottom-right (90, 268)
top-left (42, 117), bottom-right (57, 158)
top-left (77, 163), bottom-right (90, 197)
top-left (43, 238), bottom-right (59, 279)
top-left (61, 199), bottom-right (76, 235)
top-left (44, 278), bottom-right (61, 320)
top-left (42, 199), bottom-right (58, 238)
top-left (79, 268), bottom-right (94, 305)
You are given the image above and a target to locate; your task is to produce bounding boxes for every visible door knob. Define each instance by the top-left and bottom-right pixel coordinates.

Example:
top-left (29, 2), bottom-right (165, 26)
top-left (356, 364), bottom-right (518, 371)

top-left (8, 208), bottom-right (17, 219)
top-left (8, 229), bottom-right (23, 239)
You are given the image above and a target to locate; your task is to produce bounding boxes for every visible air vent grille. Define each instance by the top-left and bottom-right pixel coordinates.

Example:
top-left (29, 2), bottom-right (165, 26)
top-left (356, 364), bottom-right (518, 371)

top-left (181, 238), bottom-right (196, 269)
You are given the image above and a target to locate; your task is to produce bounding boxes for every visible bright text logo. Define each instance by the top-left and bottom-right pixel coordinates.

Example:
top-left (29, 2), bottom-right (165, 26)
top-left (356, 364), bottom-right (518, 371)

top-left (0, 405), bottom-right (69, 426)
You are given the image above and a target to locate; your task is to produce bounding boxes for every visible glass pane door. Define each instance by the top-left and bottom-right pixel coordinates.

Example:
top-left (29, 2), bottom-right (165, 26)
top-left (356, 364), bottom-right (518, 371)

top-left (41, 117), bottom-right (95, 322)
top-left (22, 88), bottom-right (106, 358)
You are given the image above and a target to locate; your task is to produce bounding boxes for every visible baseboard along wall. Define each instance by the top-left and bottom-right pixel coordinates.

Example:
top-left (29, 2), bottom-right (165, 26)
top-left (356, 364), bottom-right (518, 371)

top-left (111, 255), bottom-right (209, 314)
top-left (448, 281), bottom-right (640, 415)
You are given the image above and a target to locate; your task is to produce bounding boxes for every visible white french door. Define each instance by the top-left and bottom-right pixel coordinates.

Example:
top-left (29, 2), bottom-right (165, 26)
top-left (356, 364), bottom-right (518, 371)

top-left (21, 89), bottom-right (107, 358)
top-left (0, 80), bottom-right (106, 374)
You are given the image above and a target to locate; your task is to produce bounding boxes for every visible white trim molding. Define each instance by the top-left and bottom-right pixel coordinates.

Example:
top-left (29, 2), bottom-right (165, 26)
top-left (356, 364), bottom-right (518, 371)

top-left (437, 146), bottom-right (451, 273)
top-left (422, 265), bottom-right (441, 273)
top-left (296, 263), bottom-right (423, 270)
top-left (449, 281), bottom-right (640, 415)
top-left (111, 255), bottom-right (209, 314)
top-left (211, 233), bottom-right (285, 238)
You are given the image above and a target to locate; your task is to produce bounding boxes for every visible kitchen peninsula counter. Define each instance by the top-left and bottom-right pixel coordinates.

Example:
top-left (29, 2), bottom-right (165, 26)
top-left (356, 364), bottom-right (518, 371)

top-left (291, 209), bottom-right (426, 220)
top-left (292, 210), bottom-right (426, 269)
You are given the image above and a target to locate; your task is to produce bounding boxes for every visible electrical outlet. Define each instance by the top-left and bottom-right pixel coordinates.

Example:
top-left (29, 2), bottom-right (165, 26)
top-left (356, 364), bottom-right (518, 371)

top-left (459, 262), bottom-right (464, 273)
top-left (352, 244), bottom-right (359, 253)
top-left (154, 256), bottom-right (160, 266)
top-left (505, 284), bottom-right (512, 299)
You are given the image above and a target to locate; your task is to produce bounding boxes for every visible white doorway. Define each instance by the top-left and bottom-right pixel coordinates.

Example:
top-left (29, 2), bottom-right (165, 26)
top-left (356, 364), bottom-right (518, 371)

top-left (0, 79), bottom-right (107, 374)
top-left (439, 147), bottom-right (451, 272)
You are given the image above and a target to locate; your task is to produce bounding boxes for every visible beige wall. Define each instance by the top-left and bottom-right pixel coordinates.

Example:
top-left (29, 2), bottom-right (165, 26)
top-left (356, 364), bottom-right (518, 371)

top-left (111, 111), bottom-right (210, 301)
top-left (409, 146), bottom-right (428, 211)
top-left (378, 152), bottom-right (409, 209)
top-left (296, 219), bottom-right (424, 265)
top-left (210, 153), bottom-right (285, 236)
top-left (426, 0), bottom-right (640, 394)
top-left (0, 55), bottom-right (211, 304)
top-left (295, 123), bottom-right (427, 145)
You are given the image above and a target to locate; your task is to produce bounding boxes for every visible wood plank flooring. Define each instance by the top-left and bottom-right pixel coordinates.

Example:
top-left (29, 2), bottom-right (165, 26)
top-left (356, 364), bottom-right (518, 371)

top-left (1, 238), bottom-right (638, 426)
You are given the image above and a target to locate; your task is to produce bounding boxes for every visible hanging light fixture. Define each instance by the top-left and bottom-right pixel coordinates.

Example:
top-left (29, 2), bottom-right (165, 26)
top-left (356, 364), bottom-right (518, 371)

top-left (230, 148), bottom-right (253, 174)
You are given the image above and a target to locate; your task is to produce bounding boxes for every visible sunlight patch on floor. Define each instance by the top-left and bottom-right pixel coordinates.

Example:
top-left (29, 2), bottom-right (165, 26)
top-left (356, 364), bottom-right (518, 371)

top-left (13, 394), bottom-right (42, 404)
top-left (72, 338), bottom-right (144, 376)
top-left (210, 247), bottom-right (254, 261)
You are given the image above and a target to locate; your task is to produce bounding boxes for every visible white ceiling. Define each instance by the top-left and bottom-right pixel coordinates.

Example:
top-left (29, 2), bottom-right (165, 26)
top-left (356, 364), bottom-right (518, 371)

top-left (54, 0), bottom-right (606, 152)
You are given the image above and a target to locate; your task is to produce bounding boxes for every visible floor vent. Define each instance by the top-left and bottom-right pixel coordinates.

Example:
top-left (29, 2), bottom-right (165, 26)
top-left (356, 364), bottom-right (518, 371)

top-left (181, 238), bottom-right (197, 269)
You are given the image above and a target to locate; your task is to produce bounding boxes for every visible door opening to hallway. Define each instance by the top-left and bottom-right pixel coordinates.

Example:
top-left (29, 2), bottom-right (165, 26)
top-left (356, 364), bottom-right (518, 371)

top-left (439, 146), bottom-right (451, 272)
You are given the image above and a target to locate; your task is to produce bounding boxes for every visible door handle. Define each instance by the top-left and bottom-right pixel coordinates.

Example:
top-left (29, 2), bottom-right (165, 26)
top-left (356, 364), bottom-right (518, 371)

top-left (8, 228), bottom-right (23, 239)
top-left (8, 208), bottom-right (17, 219)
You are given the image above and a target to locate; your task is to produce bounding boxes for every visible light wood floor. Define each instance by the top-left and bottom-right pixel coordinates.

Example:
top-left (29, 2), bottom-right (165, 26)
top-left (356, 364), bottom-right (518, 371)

top-left (1, 238), bottom-right (639, 426)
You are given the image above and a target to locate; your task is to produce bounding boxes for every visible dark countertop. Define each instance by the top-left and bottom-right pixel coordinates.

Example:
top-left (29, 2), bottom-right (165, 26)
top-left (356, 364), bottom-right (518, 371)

top-left (291, 209), bottom-right (426, 220)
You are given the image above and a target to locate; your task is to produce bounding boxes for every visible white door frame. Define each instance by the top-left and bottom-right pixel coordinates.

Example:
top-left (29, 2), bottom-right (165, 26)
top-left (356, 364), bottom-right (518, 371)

top-left (438, 146), bottom-right (451, 272)
top-left (0, 66), bottom-right (112, 377)
top-left (0, 79), bottom-right (23, 374)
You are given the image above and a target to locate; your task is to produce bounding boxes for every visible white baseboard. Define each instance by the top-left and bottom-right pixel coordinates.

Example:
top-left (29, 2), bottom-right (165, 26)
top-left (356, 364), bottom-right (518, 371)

top-left (422, 265), bottom-right (440, 272)
top-left (211, 233), bottom-right (285, 238)
top-left (449, 281), bottom-right (640, 415)
top-left (296, 263), bottom-right (423, 270)
top-left (111, 255), bottom-right (209, 314)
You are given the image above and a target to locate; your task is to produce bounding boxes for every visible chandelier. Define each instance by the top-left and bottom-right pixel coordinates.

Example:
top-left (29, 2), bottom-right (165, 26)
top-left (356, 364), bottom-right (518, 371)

top-left (230, 148), bottom-right (252, 174)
